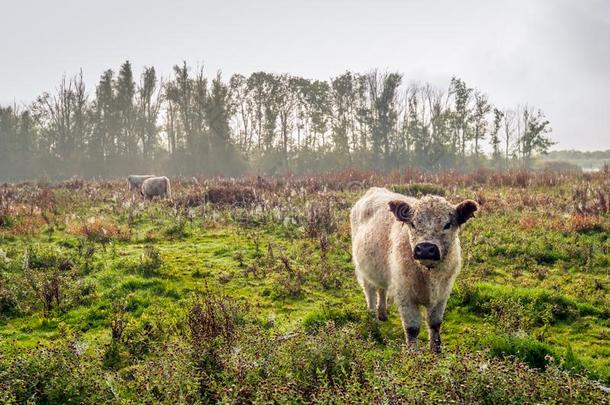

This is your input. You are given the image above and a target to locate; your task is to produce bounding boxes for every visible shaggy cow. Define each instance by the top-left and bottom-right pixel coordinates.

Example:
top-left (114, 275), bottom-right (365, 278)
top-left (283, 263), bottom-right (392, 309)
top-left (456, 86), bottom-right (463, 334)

top-left (127, 175), bottom-right (155, 192)
top-left (141, 176), bottom-right (172, 200)
top-left (350, 187), bottom-right (478, 352)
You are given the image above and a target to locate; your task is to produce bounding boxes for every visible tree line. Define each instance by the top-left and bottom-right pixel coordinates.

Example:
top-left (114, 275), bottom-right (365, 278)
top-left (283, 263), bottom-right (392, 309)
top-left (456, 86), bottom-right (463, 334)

top-left (0, 61), bottom-right (554, 180)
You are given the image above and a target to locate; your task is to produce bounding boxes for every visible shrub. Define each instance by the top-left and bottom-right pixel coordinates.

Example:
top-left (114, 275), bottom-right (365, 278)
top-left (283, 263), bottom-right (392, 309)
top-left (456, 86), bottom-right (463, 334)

top-left (0, 194), bottom-right (12, 227)
top-left (66, 217), bottom-right (131, 243)
top-left (305, 200), bottom-right (336, 238)
top-left (390, 182), bottom-right (446, 197)
top-left (188, 293), bottom-right (241, 349)
top-left (174, 190), bottom-right (206, 208)
top-left (121, 318), bottom-right (166, 360)
top-left (21, 247), bottom-right (75, 316)
top-left (204, 186), bottom-right (258, 207)
top-left (480, 333), bottom-right (556, 370)
top-left (24, 268), bottom-right (63, 316)
top-left (23, 245), bottom-right (73, 271)
top-left (568, 214), bottom-right (606, 233)
top-left (187, 292), bottom-right (243, 402)
top-left (536, 160), bottom-right (582, 172)
top-left (68, 280), bottom-right (97, 307)
top-left (453, 282), bottom-right (603, 326)
top-left (0, 343), bottom-right (113, 404)
top-left (121, 244), bottom-right (164, 276)
top-left (302, 305), bottom-right (361, 333)
top-left (278, 324), bottom-right (367, 396)
top-left (102, 308), bottom-right (126, 370)
top-left (573, 182), bottom-right (610, 215)
top-left (0, 274), bottom-right (19, 318)
top-left (270, 256), bottom-right (306, 299)
top-left (162, 217), bottom-right (189, 239)
top-left (112, 342), bottom-right (200, 403)
top-left (140, 244), bottom-right (163, 274)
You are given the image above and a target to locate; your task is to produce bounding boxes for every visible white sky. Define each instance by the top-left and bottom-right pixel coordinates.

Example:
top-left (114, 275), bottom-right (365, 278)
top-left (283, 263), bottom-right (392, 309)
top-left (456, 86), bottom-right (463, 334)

top-left (1, 0), bottom-right (609, 150)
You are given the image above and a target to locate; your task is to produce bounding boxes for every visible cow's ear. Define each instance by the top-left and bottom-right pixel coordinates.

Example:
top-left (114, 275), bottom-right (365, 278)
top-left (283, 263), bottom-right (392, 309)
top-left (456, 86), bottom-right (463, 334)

top-left (388, 200), bottom-right (412, 223)
top-left (455, 199), bottom-right (478, 225)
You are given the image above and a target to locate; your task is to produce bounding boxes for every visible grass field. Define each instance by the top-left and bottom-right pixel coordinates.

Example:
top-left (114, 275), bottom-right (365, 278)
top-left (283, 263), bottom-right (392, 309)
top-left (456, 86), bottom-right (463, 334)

top-left (1, 169), bottom-right (609, 403)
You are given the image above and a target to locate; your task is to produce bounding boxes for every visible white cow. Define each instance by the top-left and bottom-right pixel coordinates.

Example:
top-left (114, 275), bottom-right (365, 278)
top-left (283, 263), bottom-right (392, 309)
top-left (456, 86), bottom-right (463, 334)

top-left (350, 187), bottom-right (478, 352)
top-left (127, 175), bottom-right (155, 192)
top-left (141, 176), bottom-right (172, 200)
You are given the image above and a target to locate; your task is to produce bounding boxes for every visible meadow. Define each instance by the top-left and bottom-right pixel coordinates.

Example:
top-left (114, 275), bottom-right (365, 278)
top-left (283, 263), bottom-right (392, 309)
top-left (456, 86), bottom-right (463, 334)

top-left (0, 169), bottom-right (609, 403)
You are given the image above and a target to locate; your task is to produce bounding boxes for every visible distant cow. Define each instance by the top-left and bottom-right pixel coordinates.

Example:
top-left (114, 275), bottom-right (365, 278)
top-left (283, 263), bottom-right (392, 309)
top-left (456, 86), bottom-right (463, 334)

top-left (350, 187), bottom-right (478, 352)
top-left (141, 176), bottom-right (172, 200)
top-left (127, 175), bottom-right (155, 192)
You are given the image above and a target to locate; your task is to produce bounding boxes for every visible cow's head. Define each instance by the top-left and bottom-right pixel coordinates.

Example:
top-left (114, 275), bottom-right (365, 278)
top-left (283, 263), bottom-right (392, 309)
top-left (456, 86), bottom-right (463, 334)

top-left (388, 195), bottom-right (478, 267)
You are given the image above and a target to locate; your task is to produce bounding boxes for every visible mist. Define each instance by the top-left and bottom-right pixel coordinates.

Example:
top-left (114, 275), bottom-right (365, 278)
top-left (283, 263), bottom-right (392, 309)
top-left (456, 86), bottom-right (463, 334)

top-left (1, 0), bottom-right (609, 180)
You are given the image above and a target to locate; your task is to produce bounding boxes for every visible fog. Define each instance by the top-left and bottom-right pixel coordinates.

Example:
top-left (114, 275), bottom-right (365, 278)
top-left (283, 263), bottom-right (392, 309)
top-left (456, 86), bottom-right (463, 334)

top-left (1, 0), bottom-right (609, 151)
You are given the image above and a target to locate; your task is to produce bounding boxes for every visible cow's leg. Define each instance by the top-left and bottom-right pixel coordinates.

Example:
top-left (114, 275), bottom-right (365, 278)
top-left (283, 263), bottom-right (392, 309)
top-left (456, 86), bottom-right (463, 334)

top-left (398, 301), bottom-right (421, 347)
top-left (377, 288), bottom-right (388, 321)
top-left (358, 276), bottom-right (377, 312)
top-left (426, 300), bottom-right (448, 353)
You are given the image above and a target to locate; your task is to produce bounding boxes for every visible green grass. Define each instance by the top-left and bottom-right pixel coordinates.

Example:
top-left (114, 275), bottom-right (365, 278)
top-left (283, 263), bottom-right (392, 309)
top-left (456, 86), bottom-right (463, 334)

top-left (0, 182), bottom-right (609, 403)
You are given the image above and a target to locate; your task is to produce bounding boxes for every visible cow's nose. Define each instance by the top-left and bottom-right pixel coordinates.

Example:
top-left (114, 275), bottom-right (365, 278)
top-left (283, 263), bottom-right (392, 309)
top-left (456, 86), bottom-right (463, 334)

top-left (414, 242), bottom-right (440, 261)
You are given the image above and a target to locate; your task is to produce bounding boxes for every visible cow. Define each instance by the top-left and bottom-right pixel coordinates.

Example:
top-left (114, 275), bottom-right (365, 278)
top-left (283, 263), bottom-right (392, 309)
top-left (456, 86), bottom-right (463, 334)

top-left (350, 187), bottom-right (478, 352)
top-left (141, 176), bottom-right (172, 200)
top-left (127, 175), bottom-right (155, 192)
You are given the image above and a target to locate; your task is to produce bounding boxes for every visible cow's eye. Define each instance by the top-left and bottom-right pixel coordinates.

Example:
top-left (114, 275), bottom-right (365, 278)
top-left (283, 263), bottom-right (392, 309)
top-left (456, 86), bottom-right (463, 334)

top-left (443, 221), bottom-right (452, 230)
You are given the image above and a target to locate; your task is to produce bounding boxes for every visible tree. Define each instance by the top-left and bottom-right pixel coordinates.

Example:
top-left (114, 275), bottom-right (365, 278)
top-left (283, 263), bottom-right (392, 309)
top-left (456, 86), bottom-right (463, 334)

top-left (449, 77), bottom-right (473, 157)
top-left (331, 72), bottom-right (357, 157)
top-left (0, 106), bottom-right (22, 178)
top-left (72, 71), bottom-right (89, 158)
top-left (136, 67), bottom-right (162, 161)
top-left (262, 74), bottom-right (280, 153)
top-left (167, 62), bottom-right (195, 153)
top-left (192, 67), bottom-right (209, 160)
top-left (246, 72), bottom-right (268, 154)
top-left (229, 74), bottom-right (252, 153)
top-left (115, 61), bottom-right (137, 161)
top-left (0, 64), bottom-right (557, 179)
top-left (406, 89), bottom-right (426, 166)
top-left (502, 108), bottom-right (516, 165)
top-left (32, 77), bottom-right (79, 164)
top-left (205, 72), bottom-right (233, 158)
top-left (276, 75), bottom-right (298, 169)
top-left (521, 109), bottom-right (554, 163)
top-left (303, 79), bottom-right (331, 154)
top-left (91, 69), bottom-right (117, 170)
top-left (490, 108), bottom-right (504, 161)
top-left (354, 74), bottom-right (371, 156)
top-left (471, 90), bottom-right (491, 156)
top-left (368, 70), bottom-right (402, 169)
top-left (425, 85), bottom-right (452, 169)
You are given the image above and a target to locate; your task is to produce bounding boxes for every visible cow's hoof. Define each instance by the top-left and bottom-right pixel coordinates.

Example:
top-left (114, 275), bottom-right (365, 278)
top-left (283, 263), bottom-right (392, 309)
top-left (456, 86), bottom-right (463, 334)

top-left (430, 343), bottom-right (442, 354)
top-left (377, 311), bottom-right (388, 321)
top-left (406, 341), bottom-right (419, 353)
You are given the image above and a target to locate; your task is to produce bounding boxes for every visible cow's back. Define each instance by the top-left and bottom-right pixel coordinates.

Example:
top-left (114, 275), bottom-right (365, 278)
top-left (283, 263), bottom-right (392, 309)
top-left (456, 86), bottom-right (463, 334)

top-left (351, 187), bottom-right (413, 232)
top-left (128, 175), bottom-right (155, 190)
top-left (351, 187), bottom-right (415, 288)
top-left (142, 176), bottom-right (169, 198)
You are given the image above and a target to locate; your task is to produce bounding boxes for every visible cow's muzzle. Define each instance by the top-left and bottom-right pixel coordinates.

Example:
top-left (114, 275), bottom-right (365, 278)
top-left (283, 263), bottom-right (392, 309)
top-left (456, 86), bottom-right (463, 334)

top-left (413, 242), bottom-right (441, 261)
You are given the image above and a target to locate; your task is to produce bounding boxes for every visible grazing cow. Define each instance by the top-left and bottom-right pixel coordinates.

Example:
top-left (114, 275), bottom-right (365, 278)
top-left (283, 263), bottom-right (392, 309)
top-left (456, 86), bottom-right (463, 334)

top-left (127, 175), bottom-right (155, 192)
top-left (141, 176), bottom-right (172, 200)
top-left (350, 187), bottom-right (478, 352)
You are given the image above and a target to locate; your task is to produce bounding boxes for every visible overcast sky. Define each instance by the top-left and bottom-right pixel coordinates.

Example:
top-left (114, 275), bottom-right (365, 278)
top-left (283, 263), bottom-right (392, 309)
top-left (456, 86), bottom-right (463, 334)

top-left (1, 0), bottom-right (608, 150)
